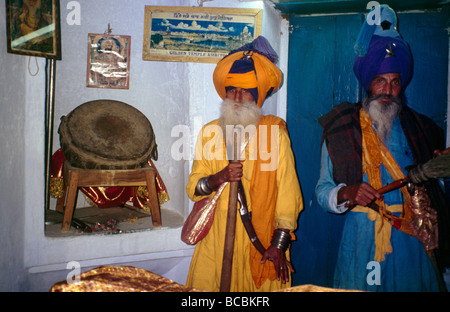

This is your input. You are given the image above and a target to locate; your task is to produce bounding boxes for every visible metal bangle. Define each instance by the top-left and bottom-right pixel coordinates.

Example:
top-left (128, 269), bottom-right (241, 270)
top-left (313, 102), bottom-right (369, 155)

top-left (270, 229), bottom-right (291, 252)
top-left (195, 176), bottom-right (213, 195)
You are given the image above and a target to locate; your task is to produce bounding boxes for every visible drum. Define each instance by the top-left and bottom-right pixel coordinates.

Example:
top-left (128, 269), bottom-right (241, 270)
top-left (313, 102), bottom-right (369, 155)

top-left (59, 99), bottom-right (157, 169)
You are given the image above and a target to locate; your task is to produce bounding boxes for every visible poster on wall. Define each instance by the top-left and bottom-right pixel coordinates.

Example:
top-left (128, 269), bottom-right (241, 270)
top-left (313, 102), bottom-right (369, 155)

top-left (86, 33), bottom-right (131, 89)
top-left (6, 0), bottom-right (61, 59)
top-left (142, 6), bottom-right (262, 64)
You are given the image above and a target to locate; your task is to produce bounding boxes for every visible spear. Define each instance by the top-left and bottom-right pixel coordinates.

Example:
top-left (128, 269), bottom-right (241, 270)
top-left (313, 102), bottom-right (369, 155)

top-left (347, 153), bottom-right (450, 213)
top-left (220, 128), bottom-right (241, 292)
top-left (378, 152), bottom-right (450, 194)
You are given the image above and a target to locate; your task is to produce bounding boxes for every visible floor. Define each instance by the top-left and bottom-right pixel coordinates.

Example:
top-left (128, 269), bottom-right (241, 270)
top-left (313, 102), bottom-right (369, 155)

top-left (45, 205), bottom-right (185, 237)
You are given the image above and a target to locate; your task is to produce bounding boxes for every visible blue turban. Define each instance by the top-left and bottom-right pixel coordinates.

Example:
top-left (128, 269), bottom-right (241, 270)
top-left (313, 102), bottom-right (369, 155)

top-left (353, 5), bottom-right (413, 92)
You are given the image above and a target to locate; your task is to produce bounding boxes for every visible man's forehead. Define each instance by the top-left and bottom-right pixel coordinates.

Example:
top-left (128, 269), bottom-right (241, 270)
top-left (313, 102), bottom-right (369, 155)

top-left (227, 86), bottom-right (244, 90)
top-left (373, 73), bottom-right (401, 79)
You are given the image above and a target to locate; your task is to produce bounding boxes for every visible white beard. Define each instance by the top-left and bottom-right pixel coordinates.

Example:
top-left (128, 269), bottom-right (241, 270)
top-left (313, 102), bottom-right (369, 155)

top-left (363, 95), bottom-right (401, 143)
top-left (218, 98), bottom-right (261, 160)
top-left (219, 98), bottom-right (261, 131)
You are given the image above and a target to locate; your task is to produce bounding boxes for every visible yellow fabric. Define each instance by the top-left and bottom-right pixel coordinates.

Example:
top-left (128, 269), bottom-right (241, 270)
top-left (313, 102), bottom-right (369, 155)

top-left (352, 204), bottom-right (403, 262)
top-left (185, 116), bottom-right (303, 291)
top-left (359, 108), bottom-right (412, 262)
top-left (225, 72), bottom-right (258, 89)
top-left (213, 51), bottom-right (283, 107)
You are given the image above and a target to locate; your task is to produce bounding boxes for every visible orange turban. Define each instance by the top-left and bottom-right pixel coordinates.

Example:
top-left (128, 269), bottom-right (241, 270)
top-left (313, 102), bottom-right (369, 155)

top-left (213, 36), bottom-right (283, 107)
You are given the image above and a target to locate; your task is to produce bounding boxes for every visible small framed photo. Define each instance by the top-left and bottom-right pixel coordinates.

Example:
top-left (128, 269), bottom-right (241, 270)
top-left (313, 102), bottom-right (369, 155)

top-left (6, 0), bottom-right (61, 59)
top-left (86, 33), bottom-right (131, 89)
top-left (143, 6), bottom-right (262, 63)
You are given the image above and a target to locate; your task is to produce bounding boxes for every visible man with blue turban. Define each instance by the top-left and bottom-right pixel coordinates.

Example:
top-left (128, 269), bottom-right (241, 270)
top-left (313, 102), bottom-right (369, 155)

top-left (315, 5), bottom-right (448, 291)
top-left (185, 36), bottom-right (303, 291)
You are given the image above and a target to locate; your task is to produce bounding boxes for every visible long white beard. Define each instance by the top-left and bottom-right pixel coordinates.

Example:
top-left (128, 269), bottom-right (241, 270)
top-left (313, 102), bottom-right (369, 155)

top-left (363, 95), bottom-right (402, 143)
top-left (219, 98), bottom-right (261, 130)
top-left (218, 98), bottom-right (261, 160)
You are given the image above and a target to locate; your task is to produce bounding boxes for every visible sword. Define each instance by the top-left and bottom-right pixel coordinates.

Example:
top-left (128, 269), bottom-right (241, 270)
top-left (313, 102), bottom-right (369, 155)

top-left (237, 180), bottom-right (266, 256)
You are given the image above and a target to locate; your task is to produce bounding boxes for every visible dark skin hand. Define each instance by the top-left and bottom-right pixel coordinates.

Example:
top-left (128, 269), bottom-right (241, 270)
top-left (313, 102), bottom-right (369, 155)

top-left (207, 161), bottom-right (244, 190)
top-left (204, 161), bottom-right (293, 283)
top-left (338, 148), bottom-right (450, 207)
top-left (338, 182), bottom-right (382, 207)
top-left (434, 148), bottom-right (450, 156)
top-left (261, 242), bottom-right (295, 284)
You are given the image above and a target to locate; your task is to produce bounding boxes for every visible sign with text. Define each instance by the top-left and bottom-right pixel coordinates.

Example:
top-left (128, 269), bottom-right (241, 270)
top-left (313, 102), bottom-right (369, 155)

top-left (142, 6), bottom-right (262, 63)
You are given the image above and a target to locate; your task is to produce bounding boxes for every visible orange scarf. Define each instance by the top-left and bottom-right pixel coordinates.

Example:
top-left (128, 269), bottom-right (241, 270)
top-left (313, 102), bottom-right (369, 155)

top-left (249, 115), bottom-right (287, 288)
top-left (359, 108), bottom-right (413, 261)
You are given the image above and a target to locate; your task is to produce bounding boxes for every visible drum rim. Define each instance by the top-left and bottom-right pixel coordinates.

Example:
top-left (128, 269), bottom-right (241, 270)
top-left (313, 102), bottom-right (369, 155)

top-left (58, 99), bottom-right (157, 169)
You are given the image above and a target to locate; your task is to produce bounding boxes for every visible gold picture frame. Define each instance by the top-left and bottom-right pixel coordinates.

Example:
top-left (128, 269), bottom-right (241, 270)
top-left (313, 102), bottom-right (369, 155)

top-left (142, 6), bottom-right (262, 63)
top-left (86, 33), bottom-right (131, 89)
top-left (6, 0), bottom-right (61, 59)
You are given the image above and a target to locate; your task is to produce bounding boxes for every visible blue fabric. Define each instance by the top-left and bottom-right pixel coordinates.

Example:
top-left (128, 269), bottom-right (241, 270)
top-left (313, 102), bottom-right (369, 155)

top-left (229, 58), bottom-right (254, 74)
top-left (316, 117), bottom-right (440, 291)
top-left (228, 35), bottom-right (278, 63)
top-left (353, 5), bottom-right (412, 91)
top-left (353, 35), bottom-right (413, 92)
top-left (226, 59), bottom-right (258, 102)
top-left (354, 5), bottom-right (399, 57)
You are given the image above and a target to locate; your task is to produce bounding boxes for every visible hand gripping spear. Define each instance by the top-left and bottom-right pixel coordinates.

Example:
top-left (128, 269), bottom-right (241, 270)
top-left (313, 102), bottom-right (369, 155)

top-left (220, 128), bottom-right (241, 292)
top-left (345, 152), bottom-right (450, 214)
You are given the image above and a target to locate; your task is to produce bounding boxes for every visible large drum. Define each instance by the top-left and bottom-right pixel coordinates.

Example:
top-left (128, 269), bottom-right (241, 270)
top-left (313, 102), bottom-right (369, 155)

top-left (59, 100), bottom-right (157, 169)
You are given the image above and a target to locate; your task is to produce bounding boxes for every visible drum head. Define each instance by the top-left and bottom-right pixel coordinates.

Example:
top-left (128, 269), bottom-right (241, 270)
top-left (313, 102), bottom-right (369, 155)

top-left (59, 100), bottom-right (157, 169)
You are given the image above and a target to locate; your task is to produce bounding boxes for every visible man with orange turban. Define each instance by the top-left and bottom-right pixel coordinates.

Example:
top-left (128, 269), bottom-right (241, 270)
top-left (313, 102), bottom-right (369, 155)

top-left (185, 36), bottom-right (303, 291)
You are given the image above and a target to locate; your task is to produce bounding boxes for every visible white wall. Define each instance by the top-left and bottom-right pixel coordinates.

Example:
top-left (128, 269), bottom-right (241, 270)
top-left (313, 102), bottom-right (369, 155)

top-left (0, 4), bottom-right (27, 291)
top-left (0, 0), bottom-right (289, 291)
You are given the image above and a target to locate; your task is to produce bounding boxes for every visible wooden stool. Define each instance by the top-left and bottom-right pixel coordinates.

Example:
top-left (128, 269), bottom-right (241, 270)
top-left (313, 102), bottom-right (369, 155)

top-left (56, 161), bottom-right (161, 232)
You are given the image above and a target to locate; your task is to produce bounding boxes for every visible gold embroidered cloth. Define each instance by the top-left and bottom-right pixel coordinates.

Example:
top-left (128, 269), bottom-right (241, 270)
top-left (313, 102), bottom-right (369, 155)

top-left (50, 266), bottom-right (202, 292)
top-left (50, 148), bottom-right (169, 211)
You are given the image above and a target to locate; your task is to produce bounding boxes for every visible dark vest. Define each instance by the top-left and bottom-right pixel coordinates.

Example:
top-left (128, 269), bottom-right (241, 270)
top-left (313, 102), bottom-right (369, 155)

top-left (318, 102), bottom-right (445, 185)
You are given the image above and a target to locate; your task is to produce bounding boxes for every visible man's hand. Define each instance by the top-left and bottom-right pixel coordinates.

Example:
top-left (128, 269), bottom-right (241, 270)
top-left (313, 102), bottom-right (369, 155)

top-left (260, 245), bottom-right (294, 284)
top-left (208, 161), bottom-right (244, 190)
top-left (434, 148), bottom-right (450, 156)
top-left (338, 182), bottom-right (381, 207)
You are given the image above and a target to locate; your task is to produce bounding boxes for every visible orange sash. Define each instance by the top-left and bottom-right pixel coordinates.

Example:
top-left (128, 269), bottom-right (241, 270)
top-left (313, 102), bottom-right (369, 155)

top-left (249, 115), bottom-right (287, 288)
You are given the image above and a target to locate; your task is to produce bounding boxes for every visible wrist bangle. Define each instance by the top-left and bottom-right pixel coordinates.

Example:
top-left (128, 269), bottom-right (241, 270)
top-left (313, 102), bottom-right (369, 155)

top-left (270, 229), bottom-right (291, 252)
top-left (196, 176), bottom-right (213, 195)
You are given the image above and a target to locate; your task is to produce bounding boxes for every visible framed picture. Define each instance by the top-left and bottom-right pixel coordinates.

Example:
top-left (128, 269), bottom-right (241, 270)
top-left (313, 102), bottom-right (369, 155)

top-left (86, 33), bottom-right (131, 89)
top-left (6, 0), bottom-right (61, 59)
top-left (143, 6), bottom-right (262, 63)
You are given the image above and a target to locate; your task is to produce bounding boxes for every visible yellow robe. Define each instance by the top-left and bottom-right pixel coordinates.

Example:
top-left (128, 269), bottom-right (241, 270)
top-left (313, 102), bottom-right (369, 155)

top-left (185, 117), bottom-right (303, 292)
